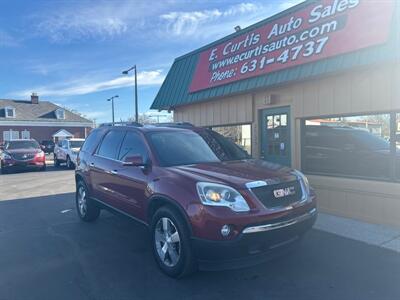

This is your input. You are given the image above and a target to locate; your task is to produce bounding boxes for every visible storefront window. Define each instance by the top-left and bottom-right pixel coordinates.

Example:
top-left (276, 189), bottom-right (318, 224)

top-left (211, 124), bottom-right (251, 155)
top-left (302, 114), bottom-right (394, 181)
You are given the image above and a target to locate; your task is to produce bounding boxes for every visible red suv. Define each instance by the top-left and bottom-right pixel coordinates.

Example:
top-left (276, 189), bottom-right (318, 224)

top-left (75, 123), bottom-right (317, 277)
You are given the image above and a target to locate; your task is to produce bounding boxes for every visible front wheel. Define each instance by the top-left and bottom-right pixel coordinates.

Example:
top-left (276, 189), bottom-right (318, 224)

top-left (151, 206), bottom-right (196, 278)
top-left (76, 181), bottom-right (100, 222)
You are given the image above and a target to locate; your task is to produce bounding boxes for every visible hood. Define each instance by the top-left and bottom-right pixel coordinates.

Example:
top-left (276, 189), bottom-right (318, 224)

top-left (5, 148), bottom-right (41, 154)
top-left (167, 159), bottom-right (296, 189)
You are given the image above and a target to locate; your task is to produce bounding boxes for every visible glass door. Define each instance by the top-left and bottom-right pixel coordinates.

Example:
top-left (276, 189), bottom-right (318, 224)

top-left (260, 106), bottom-right (291, 166)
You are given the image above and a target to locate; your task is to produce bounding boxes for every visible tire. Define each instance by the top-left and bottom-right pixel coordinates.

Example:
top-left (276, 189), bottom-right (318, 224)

top-left (54, 154), bottom-right (60, 167)
top-left (76, 180), bottom-right (100, 222)
top-left (150, 206), bottom-right (196, 278)
top-left (66, 156), bottom-right (74, 169)
top-left (1, 165), bottom-right (9, 174)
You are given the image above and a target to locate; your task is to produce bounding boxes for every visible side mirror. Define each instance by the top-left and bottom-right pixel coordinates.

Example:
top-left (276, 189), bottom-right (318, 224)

top-left (123, 155), bottom-right (148, 167)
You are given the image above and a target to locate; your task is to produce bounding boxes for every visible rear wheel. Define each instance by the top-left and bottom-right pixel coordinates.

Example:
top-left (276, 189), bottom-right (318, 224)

top-left (76, 180), bottom-right (100, 222)
top-left (151, 206), bottom-right (196, 278)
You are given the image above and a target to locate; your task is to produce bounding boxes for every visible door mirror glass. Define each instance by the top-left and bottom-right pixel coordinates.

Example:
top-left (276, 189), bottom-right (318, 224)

top-left (123, 155), bottom-right (146, 166)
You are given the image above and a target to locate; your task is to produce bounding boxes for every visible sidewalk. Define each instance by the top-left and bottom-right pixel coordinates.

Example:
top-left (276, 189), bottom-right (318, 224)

top-left (315, 212), bottom-right (400, 253)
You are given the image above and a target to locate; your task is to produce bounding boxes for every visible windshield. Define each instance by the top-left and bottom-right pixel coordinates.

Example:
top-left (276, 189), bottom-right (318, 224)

top-left (6, 140), bottom-right (40, 150)
top-left (148, 129), bottom-right (250, 167)
top-left (70, 140), bottom-right (84, 148)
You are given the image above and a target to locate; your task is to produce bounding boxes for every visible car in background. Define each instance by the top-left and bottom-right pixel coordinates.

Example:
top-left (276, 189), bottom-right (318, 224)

top-left (0, 139), bottom-right (46, 174)
top-left (40, 140), bottom-right (55, 154)
top-left (75, 123), bottom-right (317, 278)
top-left (54, 138), bottom-right (85, 169)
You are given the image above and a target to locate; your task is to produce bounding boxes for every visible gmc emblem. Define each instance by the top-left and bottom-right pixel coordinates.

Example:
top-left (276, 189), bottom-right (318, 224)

top-left (273, 186), bottom-right (296, 198)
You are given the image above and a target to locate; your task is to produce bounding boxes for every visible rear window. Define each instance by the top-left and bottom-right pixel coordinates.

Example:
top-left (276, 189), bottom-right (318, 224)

top-left (81, 129), bottom-right (104, 153)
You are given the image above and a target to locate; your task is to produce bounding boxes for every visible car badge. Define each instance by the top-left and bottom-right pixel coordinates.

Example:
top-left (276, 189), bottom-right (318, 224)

top-left (273, 186), bottom-right (296, 198)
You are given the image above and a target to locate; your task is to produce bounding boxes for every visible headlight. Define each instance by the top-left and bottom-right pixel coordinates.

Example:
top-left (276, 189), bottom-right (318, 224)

top-left (1, 152), bottom-right (11, 160)
top-left (196, 182), bottom-right (250, 212)
top-left (35, 151), bottom-right (45, 158)
top-left (292, 170), bottom-right (310, 195)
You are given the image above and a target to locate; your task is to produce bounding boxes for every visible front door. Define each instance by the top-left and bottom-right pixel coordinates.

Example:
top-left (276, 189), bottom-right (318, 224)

top-left (260, 106), bottom-right (291, 166)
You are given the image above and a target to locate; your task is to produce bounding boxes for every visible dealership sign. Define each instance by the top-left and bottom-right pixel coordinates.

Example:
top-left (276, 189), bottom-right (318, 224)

top-left (189, 0), bottom-right (394, 93)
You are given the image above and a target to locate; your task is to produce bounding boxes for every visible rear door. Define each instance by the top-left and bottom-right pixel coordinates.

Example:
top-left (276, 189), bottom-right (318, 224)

top-left (90, 129), bottom-right (126, 208)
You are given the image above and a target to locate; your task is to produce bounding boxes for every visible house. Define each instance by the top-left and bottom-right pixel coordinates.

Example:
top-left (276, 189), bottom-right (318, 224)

top-left (0, 93), bottom-right (93, 143)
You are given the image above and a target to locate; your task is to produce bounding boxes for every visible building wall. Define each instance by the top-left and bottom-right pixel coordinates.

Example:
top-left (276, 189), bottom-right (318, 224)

top-left (0, 126), bottom-right (90, 143)
top-left (174, 62), bottom-right (400, 226)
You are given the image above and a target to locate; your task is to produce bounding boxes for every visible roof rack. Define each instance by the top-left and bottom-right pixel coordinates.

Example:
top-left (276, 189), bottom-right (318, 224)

top-left (99, 122), bottom-right (143, 127)
top-left (153, 122), bottom-right (194, 128)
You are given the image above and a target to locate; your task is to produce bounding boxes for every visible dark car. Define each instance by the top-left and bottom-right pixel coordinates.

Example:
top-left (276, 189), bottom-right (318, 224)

top-left (75, 123), bottom-right (317, 278)
top-left (40, 140), bottom-right (55, 154)
top-left (0, 139), bottom-right (46, 174)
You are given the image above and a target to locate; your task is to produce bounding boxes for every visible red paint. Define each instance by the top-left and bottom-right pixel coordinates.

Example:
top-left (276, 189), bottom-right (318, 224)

top-left (189, 0), bottom-right (394, 93)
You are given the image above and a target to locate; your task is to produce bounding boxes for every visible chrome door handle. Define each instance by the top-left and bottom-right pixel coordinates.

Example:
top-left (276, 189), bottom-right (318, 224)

top-left (90, 162), bottom-right (95, 167)
top-left (110, 170), bottom-right (118, 175)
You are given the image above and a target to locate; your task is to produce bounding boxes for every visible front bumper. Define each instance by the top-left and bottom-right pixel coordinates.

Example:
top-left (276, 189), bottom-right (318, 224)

top-left (2, 160), bottom-right (45, 170)
top-left (192, 207), bottom-right (317, 271)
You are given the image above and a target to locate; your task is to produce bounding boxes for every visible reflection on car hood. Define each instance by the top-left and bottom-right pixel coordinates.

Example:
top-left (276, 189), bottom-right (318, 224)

top-left (5, 149), bottom-right (40, 154)
top-left (168, 159), bottom-right (296, 189)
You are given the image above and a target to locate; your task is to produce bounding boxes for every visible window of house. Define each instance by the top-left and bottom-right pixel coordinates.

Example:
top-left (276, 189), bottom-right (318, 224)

top-left (21, 130), bottom-right (30, 139)
top-left (55, 109), bottom-right (65, 120)
top-left (302, 113), bottom-right (398, 182)
top-left (3, 130), bottom-right (19, 141)
top-left (5, 107), bottom-right (15, 118)
top-left (211, 124), bottom-right (252, 155)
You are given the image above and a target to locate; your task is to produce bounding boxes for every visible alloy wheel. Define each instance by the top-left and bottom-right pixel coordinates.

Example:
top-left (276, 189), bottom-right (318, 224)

top-left (78, 186), bottom-right (87, 216)
top-left (154, 217), bottom-right (181, 267)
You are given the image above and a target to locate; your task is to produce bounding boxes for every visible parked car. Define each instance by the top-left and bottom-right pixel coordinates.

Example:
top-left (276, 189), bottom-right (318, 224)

top-left (75, 123), bottom-right (317, 278)
top-left (54, 138), bottom-right (85, 169)
top-left (0, 139), bottom-right (46, 174)
top-left (40, 140), bottom-right (55, 154)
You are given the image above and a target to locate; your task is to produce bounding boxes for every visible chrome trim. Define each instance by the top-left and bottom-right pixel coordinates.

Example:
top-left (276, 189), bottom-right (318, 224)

top-left (245, 180), bottom-right (267, 189)
top-left (242, 208), bottom-right (317, 234)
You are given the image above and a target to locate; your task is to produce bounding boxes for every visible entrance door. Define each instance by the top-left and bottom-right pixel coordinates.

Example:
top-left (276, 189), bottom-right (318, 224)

top-left (260, 106), bottom-right (291, 166)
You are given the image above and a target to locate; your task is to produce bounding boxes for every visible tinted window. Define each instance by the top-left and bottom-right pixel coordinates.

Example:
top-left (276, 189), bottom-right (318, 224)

top-left (396, 113), bottom-right (400, 181)
top-left (303, 114), bottom-right (393, 181)
top-left (5, 140), bottom-right (40, 150)
top-left (148, 131), bottom-right (219, 167)
top-left (118, 132), bottom-right (148, 161)
top-left (70, 140), bottom-right (84, 149)
top-left (97, 130), bottom-right (125, 159)
top-left (81, 129), bottom-right (103, 153)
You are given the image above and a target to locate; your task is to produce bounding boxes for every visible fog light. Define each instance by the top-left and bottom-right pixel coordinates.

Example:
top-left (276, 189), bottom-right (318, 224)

top-left (221, 225), bottom-right (231, 237)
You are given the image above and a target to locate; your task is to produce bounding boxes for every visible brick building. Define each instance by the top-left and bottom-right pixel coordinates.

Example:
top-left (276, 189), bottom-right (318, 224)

top-left (0, 94), bottom-right (93, 143)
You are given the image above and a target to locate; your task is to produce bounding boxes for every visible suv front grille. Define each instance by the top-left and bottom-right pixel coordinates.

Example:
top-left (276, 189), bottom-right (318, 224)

top-left (12, 153), bottom-right (36, 161)
top-left (250, 180), bottom-right (303, 209)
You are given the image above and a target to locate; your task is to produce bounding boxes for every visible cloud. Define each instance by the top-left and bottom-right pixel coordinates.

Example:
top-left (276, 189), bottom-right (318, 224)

top-left (0, 29), bottom-right (19, 47)
top-left (160, 3), bottom-right (260, 37)
top-left (11, 69), bottom-right (165, 98)
top-left (279, 0), bottom-right (304, 10)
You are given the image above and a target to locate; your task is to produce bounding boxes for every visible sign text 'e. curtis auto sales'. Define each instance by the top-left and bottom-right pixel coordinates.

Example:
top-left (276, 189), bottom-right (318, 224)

top-left (189, 0), bottom-right (395, 93)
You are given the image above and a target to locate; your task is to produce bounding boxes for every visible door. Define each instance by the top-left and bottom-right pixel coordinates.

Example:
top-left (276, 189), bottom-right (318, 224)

top-left (260, 107), bottom-right (291, 166)
top-left (90, 129), bottom-right (126, 208)
top-left (113, 131), bottom-right (149, 220)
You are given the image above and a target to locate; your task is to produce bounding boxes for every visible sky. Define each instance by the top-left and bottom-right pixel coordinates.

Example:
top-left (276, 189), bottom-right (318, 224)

top-left (0, 0), bottom-right (302, 124)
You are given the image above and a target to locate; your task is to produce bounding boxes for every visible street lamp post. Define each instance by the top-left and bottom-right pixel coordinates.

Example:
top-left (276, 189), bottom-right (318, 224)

top-left (122, 65), bottom-right (138, 123)
top-left (107, 95), bottom-right (119, 125)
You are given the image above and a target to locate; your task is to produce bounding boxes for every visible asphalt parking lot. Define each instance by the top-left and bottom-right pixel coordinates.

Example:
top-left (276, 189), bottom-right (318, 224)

top-left (0, 166), bottom-right (399, 300)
